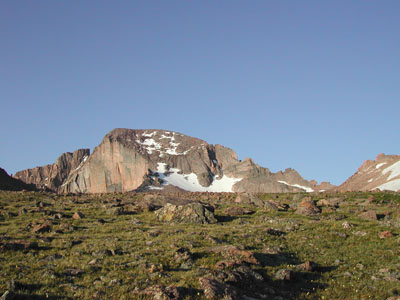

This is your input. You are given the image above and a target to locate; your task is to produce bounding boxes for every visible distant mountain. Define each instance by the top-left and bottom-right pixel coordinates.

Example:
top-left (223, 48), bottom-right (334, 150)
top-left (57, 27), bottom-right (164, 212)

top-left (14, 128), bottom-right (332, 193)
top-left (337, 153), bottom-right (400, 192)
top-left (0, 167), bottom-right (36, 191)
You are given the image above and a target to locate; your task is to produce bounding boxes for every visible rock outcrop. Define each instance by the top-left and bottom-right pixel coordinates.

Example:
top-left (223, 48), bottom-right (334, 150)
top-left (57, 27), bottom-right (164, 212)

top-left (14, 128), bottom-right (329, 193)
top-left (337, 153), bottom-right (400, 192)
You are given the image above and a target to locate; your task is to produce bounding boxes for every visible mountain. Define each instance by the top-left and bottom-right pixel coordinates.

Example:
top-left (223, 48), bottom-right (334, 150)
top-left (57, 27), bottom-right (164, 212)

top-left (14, 149), bottom-right (90, 191)
top-left (0, 167), bottom-right (36, 191)
top-left (337, 153), bottom-right (400, 192)
top-left (14, 128), bottom-right (331, 193)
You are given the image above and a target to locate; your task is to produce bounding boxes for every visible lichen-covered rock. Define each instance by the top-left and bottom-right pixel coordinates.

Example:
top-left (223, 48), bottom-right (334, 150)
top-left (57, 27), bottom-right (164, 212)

top-left (137, 285), bottom-right (182, 300)
top-left (199, 277), bottom-right (240, 300)
top-left (295, 199), bottom-right (321, 216)
top-left (359, 210), bottom-right (378, 221)
top-left (155, 203), bottom-right (217, 224)
top-left (208, 245), bottom-right (259, 265)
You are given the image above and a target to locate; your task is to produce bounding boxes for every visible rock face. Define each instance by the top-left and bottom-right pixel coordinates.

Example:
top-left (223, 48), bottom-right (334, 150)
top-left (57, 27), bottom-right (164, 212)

top-left (14, 149), bottom-right (90, 191)
top-left (337, 153), bottom-right (400, 192)
top-left (0, 168), bottom-right (36, 191)
top-left (14, 128), bottom-right (329, 193)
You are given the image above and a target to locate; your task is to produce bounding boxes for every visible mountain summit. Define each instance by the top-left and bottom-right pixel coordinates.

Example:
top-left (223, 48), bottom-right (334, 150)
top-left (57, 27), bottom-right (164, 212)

top-left (14, 128), bottom-right (331, 193)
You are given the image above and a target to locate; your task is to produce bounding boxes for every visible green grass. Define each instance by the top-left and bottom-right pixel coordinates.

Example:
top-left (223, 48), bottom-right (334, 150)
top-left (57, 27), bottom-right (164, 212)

top-left (0, 190), bottom-right (399, 299)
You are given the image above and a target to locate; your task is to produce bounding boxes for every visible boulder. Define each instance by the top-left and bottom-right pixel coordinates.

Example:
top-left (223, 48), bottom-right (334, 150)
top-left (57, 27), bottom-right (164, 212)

top-left (223, 207), bottom-right (254, 216)
top-left (155, 203), bottom-right (217, 224)
top-left (359, 210), bottom-right (378, 221)
top-left (295, 199), bottom-right (321, 216)
top-left (199, 277), bottom-right (240, 300)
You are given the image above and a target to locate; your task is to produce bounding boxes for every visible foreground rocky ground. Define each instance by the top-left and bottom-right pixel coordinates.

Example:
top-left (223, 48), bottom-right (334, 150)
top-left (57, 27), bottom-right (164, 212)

top-left (0, 191), bottom-right (399, 299)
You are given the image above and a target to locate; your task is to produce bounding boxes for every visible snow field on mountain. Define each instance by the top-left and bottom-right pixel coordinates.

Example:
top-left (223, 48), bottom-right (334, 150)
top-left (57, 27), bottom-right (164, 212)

top-left (382, 160), bottom-right (400, 181)
top-left (155, 163), bottom-right (242, 192)
top-left (278, 180), bottom-right (314, 193)
top-left (377, 179), bottom-right (400, 191)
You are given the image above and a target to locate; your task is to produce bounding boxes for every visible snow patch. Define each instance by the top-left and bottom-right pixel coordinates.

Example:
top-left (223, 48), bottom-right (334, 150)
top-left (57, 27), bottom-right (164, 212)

top-left (376, 179), bottom-right (400, 192)
top-left (155, 163), bottom-right (241, 192)
top-left (73, 156), bottom-right (88, 172)
top-left (278, 180), bottom-right (314, 193)
top-left (135, 138), bottom-right (162, 154)
top-left (368, 178), bottom-right (373, 183)
top-left (148, 186), bottom-right (164, 190)
top-left (138, 132), bottom-right (191, 156)
top-left (376, 163), bottom-right (387, 169)
top-left (382, 160), bottom-right (400, 181)
top-left (142, 131), bottom-right (157, 137)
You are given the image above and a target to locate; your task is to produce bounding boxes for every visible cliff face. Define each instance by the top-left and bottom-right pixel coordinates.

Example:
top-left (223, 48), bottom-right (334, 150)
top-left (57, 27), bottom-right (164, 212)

top-left (15, 128), bottom-right (328, 193)
top-left (337, 154), bottom-right (400, 192)
top-left (14, 149), bottom-right (90, 191)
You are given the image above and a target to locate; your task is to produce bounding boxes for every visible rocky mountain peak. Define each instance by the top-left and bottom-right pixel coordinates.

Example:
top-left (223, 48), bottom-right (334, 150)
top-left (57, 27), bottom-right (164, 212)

top-left (13, 128), bottom-right (325, 194)
top-left (337, 153), bottom-right (400, 192)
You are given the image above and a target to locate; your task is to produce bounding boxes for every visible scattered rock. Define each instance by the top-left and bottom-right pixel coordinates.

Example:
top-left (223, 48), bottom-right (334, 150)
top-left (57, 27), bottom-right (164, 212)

top-left (353, 231), bottom-right (367, 237)
top-left (223, 207), bottom-right (254, 216)
top-left (342, 221), bottom-right (353, 229)
top-left (130, 218), bottom-right (143, 225)
top-left (379, 230), bottom-right (394, 239)
top-left (65, 268), bottom-right (84, 276)
top-left (174, 247), bottom-right (194, 270)
top-left (88, 258), bottom-right (98, 265)
top-left (155, 203), bottom-right (217, 224)
top-left (199, 277), bottom-right (240, 300)
top-left (265, 228), bottom-right (285, 236)
top-left (139, 285), bottom-right (182, 300)
top-left (32, 223), bottom-right (52, 233)
top-left (72, 212), bottom-right (85, 219)
top-left (296, 261), bottom-right (317, 272)
top-left (147, 229), bottom-right (162, 237)
top-left (274, 269), bottom-right (292, 281)
top-left (208, 245), bottom-right (259, 265)
top-left (359, 210), bottom-right (377, 221)
top-left (107, 207), bottom-right (124, 216)
top-left (295, 199), bottom-right (321, 216)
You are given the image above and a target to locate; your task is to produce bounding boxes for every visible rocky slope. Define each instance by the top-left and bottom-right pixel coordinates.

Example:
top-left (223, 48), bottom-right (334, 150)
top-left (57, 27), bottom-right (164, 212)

top-left (337, 153), bottom-right (400, 192)
top-left (14, 128), bottom-right (330, 193)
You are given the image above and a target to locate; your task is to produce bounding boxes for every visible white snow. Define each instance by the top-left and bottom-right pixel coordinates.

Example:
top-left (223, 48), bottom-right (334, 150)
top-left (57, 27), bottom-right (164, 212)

top-left (148, 186), bottom-right (164, 190)
top-left (73, 156), bottom-right (88, 172)
top-left (368, 178), bottom-right (373, 183)
top-left (382, 160), bottom-right (400, 181)
top-left (155, 163), bottom-right (241, 192)
top-left (278, 180), bottom-right (314, 193)
top-left (376, 163), bottom-right (387, 169)
top-left (135, 138), bottom-right (162, 154)
top-left (376, 179), bottom-right (400, 191)
top-left (142, 131), bottom-right (157, 137)
top-left (137, 132), bottom-right (192, 156)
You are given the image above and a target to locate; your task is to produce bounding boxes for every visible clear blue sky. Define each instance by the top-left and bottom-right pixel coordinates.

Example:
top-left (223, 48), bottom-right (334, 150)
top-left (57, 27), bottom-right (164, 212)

top-left (1, 1), bottom-right (399, 185)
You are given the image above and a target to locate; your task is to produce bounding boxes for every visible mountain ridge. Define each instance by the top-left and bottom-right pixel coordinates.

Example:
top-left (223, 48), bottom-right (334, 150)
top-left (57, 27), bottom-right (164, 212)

top-left (13, 128), bottom-right (331, 194)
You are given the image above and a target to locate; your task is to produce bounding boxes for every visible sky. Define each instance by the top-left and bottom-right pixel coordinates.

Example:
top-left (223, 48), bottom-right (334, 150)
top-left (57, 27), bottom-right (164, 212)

top-left (1, 1), bottom-right (399, 185)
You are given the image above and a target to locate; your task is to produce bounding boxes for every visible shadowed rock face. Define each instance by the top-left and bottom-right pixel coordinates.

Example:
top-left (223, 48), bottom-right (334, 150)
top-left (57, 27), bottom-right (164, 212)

top-left (14, 128), bottom-right (330, 193)
top-left (337, 153), bottom-right (400, 192)
top-left (0, 168), bottom-right (36, 191)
